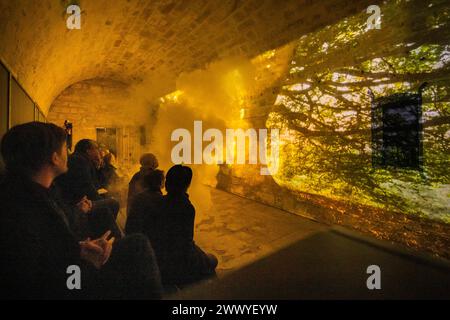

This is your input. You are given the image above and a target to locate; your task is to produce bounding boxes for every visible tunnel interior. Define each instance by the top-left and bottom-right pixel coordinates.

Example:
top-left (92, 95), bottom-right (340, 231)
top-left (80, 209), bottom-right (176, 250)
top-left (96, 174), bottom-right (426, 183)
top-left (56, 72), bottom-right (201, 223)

top-left (0, 0), bottom-right (449, 299)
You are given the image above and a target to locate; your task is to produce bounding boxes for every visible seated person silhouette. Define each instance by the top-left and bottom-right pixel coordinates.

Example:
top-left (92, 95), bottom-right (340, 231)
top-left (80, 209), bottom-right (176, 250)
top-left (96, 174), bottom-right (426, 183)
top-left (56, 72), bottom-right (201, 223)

top-left (0, 122), bottom-right (162, 299)
top-left (55, 139), bottom-right (121, 239)
top-left (98, 151), bottom-right (119, 190)
top-left (126, 169), bottom-right (165, 235)
top-left (139, 164), bottom-right (218, 287)
top-left (127, 153), bottom-right (158, 215)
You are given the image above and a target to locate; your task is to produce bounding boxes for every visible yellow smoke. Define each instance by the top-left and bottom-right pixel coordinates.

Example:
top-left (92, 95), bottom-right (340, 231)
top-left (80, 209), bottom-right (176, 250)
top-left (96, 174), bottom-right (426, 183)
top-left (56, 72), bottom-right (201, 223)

top-left (128, 43), bottom-right (294, 213)
top-left (146, 57), bottom-right (256, 213)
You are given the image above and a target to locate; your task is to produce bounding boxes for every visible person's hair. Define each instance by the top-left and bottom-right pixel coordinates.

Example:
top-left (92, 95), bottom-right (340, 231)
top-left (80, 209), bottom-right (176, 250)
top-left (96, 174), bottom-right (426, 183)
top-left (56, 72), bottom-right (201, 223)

top-left (103, 152), bottom-right (113, 165)
top-left (140, 153), bottom-right (158, 169)
top-left (1, 122), bottom-right (66, 176)
top-left (143, 169), bottom-right (165, 192)
top-left (165, 165), bottom-right (192, 194)
top-left (74, 139), bottom-right (97, 154)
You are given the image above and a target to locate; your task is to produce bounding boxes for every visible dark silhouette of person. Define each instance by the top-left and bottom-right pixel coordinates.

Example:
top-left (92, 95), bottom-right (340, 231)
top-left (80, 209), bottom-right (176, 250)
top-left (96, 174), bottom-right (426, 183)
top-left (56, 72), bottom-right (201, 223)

top-left (98, 152), bottom-right (119, 190)
top-left (55, 139), bottom-right (121, 239)
top-left (50, 182), bottom-right (90, 241)
top-left (0, 122), bottom-right (162, 299)
top-left (127, 153), bottom-right (158, 215)
top-left (57, 139), bottom-right (101, 201)
top-left (126, 169), bottom-right (165, 235)
top-left (0, 158), bottom-right (5, 183)
top-left (142, 164), bottom-right (218, 287)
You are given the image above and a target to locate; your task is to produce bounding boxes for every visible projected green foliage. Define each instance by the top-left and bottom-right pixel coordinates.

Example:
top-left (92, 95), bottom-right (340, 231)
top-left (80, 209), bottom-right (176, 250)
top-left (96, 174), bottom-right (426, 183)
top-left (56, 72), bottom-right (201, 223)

top-left (268, 0), bottom-right (450, 221)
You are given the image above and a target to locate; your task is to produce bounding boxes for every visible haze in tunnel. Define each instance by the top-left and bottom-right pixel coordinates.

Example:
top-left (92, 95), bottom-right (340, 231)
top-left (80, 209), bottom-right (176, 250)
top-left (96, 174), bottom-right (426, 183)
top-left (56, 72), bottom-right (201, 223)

top-left (0, 0), bottom-right (448, 280)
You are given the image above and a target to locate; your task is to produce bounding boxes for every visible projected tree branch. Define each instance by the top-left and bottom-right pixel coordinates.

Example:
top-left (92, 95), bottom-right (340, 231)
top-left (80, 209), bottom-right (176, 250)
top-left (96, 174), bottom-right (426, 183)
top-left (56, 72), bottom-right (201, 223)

top-left (267, 0), bottom-right (450, 221)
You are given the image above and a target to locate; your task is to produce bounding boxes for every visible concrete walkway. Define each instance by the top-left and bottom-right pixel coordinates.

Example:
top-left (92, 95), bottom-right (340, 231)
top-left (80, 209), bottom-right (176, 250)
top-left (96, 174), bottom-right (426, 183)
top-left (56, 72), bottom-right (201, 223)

top-left (193, 187), bottom-right (328, 275)
top-left (117, 186), bottom-right (328, 275)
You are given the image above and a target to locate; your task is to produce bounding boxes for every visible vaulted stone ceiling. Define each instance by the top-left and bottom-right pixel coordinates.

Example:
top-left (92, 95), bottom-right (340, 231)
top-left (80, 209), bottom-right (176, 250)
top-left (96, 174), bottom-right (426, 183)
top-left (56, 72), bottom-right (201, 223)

top-left (0, 0), bottom-right (379, 114)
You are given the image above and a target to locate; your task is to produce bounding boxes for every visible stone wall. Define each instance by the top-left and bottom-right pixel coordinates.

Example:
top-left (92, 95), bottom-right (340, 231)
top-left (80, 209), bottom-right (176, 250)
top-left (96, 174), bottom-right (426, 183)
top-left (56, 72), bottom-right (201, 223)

top-left (47, 78), bottom-right (147, 171)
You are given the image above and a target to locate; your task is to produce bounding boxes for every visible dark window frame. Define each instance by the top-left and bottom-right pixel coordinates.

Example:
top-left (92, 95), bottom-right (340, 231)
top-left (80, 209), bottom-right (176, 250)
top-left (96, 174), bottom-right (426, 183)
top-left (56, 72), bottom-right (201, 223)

top-left (371, 90), bottom-right (424, 171)
top-left (0, 60), bottom-right (46, 128)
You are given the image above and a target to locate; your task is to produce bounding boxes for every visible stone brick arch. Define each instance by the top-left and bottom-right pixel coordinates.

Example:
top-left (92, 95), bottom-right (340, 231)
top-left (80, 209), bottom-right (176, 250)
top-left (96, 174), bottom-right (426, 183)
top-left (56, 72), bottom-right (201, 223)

top-left (0, 0), bottom-right (379, 114)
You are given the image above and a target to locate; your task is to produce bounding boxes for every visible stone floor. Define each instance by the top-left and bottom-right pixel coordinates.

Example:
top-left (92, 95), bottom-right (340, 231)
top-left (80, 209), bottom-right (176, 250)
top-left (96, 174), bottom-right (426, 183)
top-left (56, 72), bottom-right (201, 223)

top-left (117, 186), bottom-right (328, 276)
top-left (192, 186), bottom-right (328, 275)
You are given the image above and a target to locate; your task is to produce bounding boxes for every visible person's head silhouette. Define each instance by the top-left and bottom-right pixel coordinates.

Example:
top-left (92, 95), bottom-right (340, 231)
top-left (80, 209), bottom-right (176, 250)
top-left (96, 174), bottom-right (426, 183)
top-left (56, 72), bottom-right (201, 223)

top-left (140, 153), bottom-right (158, 170)
top-left (165, 164), bottom-right (192, 195)
top-left (1, 122), bottom-right (67, 178)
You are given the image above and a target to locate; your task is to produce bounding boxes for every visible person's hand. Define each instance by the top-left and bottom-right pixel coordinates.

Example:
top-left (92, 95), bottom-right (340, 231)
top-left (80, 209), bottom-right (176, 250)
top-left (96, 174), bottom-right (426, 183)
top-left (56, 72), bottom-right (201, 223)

top-left (91, 230), bottom-right (115, 265)
top-left (79, 231), bottom-right (115, 269)
top-left (86, 199), bottom-right (93, 210)
top-left (97, 188), bottom-right (108, 195)
top-left (76, 196), bottom-right (92, 214)
top-left (79, 238), bottom-right (104, 269)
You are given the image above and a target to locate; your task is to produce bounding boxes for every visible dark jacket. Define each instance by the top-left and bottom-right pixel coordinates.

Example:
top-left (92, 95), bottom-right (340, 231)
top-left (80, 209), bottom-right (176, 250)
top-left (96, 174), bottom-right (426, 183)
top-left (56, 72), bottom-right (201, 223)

top-left (125, 189), bottom-right (164, 235)
top-left (98, 163), bottom-right (119, 189)
top-left (56, 152), bottom-right (100, 203)
top-left (50, 183), bottom-right (90, 241)
top-left (138, 193), bottom-right (214, 285)
top-left (0, 174), bottom-right (97, 299)
top-left (127, 168), bottom-right (154, 214)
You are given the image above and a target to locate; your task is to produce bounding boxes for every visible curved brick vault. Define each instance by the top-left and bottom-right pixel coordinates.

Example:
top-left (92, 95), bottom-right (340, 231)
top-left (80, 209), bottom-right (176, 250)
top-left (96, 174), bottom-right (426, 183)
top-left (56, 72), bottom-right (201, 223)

top-left (0, 0), bottom-right (379, 114)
